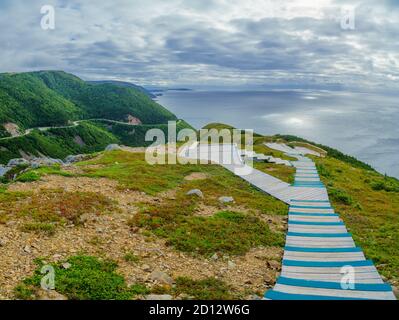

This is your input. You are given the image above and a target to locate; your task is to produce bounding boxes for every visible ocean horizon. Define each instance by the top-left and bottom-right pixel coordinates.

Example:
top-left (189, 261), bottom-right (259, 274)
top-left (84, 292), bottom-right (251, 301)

top-left (157, 89), bottom-right (399, 179)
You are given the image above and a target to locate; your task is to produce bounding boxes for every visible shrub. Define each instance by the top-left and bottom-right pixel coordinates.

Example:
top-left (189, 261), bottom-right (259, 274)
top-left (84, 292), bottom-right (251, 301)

top-left (14, 255), bottom-right (149, 300)
top-left (174, 277), bottom-right (233, 300)
top-left (328, 188), bottom-right (353, 206)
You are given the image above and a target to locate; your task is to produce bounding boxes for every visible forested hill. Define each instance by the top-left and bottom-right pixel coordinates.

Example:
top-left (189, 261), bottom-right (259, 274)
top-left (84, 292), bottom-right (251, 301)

top-left (87, 80), bottom-right (156, 98)
top-left (0, 71), bottom-right (177, 137)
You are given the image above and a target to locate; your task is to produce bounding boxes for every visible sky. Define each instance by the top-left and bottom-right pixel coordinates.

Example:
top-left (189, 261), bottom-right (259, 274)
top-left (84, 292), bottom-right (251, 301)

top-left (0, 0), bottom-right (398, 89)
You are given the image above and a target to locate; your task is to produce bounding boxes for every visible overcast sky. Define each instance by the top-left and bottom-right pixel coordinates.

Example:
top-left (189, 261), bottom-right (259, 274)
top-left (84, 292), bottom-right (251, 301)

top-left (0, 0), bottom-right (398, 89)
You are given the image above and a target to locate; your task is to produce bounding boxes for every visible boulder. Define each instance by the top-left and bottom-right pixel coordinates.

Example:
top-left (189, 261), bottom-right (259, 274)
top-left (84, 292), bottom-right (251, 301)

top-left (149, 270), bottom-right (174, 286)
top-left (7, 158), bottom-right (29, 167)
top-left (142, 264), bottom-right (151, 272)
top-left (248, 294), bottom-right (262, 300)
top-left (145, 294), bottom-right (173, 300)
top-left (36, 289), bottom-right (68, 300)
top-left (31, 158), bottom-right (64, 168)
top-left (0, 165), bottom-right (11, 177)
top-left (64, 154), bottom-right (87, 164)
top-left (267, 260), bottom-right (280, 270)
top-left (105, 144), bottom-right (122, 151)
top-left (186, 189), bottom-right (203, 198)
top-left (61, 262), bottom-right (72, 270)
top-left (393, 286), bottom-right (399, 299)
top-left (219, 196), bottom-right (234, 204)
top-left (211, 253), bottom-right (219, 261)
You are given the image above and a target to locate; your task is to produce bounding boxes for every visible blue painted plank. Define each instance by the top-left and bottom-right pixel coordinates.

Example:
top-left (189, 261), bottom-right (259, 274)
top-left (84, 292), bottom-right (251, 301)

top-left (289, 221), bottom-right (344, 226)
top-left (289, 212), bottom-right (338, 217)
top-left (276, 277), bottom-right (392, 292)
top-left (293, 185), bottom-right (325, 188)
top-left (264, 290), bottom-right (369, 300)
top-left (291, 205), bottom-right (332, 209)
top-left (285, 246), bottom-right (362, 253)
top-left (287, 232), bottom-right (352, 238)
top-left (282, 259), bottom-right (374, 267)
top-left (291, 200), bottom-right (330, 203)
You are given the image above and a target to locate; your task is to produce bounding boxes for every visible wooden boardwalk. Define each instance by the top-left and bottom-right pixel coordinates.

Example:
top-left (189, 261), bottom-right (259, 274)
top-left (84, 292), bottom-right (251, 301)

top-left (264, 149), bottom-right (396, 300)
top-left (180, 142), bottom-right (396, 300)
top-left (179, 143), bottom-right (327, 204)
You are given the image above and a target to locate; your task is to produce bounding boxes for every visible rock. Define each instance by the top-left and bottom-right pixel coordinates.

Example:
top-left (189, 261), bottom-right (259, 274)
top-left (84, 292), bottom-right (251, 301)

top-left (219, 196), bottom-right (234, 204)
top-left (248, 294), bottom-right (262, 300)
top-left (64, 154), bottom-right (87, 164)
top-left (79, 213), bottom-right (90, 224)
top-left (186, 189), bottom-right (203, 198)
top-left (36, 289), bottom-right (68, 300)
top-left (393, 286), bottom-right (399, 299)
top-left (61, 262), bottom-right (71, 270)
top-left (142, 264), bottom-right (151, 272)
top-left (264, 274), bottom-right (274, 285)
top-left (0, 165), bottom-right (11, 177)
top-left (30, 163), bottom-right (40, 169)
top-left (145, 294), bottom-right (173, 300)
top-left (0, 239), bottom-right (5, 247)
top-left (149, 270), bottom-right (174, 286)
top-left (23, 245), bottom-right (31, 253)
top-left (267, 260), bottom-right (280, 270)
top-left (7, 158), bottom-right (29, 167)
top-left (211, 253), bottom-right (219, 261)
top-left (30, 157), bottom-right (64, 168)
top-left (105, 144), bottom-right (122, 151)
top-left (176, 293), bottom-right (195, 300)
top-left (96, 227), bottom-right (104, 233)
top-left (227, 261), bottom-right (236, 269)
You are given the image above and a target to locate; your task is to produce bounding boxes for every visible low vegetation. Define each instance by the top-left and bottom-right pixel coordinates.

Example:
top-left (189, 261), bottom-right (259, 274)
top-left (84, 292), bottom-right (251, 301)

top-left (174, 277), bottom-right (234, 300)
top-left (77, 151), bottom-right (287, 256)
top-left (277, 134), bottom-right (375, 171)
top-left (314, 156), bottom-right (399, 283)
top-left (14, 255), bottom-right (149, 300)
top-left (0, 122), bottom-right (118, 165)
top-left (254, 162), bottom-right (295, 184)
top-left (15, 165), bottom-right (75, 183)
top-left (0, 188), bottom-right (117, 232)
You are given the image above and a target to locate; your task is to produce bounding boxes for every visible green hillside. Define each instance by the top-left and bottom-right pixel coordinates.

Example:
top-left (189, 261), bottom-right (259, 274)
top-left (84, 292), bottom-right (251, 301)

top-left (0, 70), bottom-right (192, 161)
top-left (0, 71), bottom-right (177, 138)
top-left (34, 71), bottom-right (176, 124)
top-left (0, 73), bottom-right (82, 134)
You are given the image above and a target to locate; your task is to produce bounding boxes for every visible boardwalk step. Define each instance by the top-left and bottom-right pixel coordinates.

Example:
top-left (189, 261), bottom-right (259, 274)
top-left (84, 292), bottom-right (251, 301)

top-left (287, 232), bottom-right (351, 237)
top-left (288, 221), bottom-right (344, 226)
top-left (285, 246), bottom-right (362, 252)
top-left (264, 290), bottom-right (370, 300)
top-left (282, 259), bottom-right (374, 267)
top-left (276, 277), bottom-right (392, 291)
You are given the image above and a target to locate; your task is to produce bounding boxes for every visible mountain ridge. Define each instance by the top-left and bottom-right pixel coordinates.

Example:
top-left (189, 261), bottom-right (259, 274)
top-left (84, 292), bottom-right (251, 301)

top-left (0, 70), bottom-right (177, 138)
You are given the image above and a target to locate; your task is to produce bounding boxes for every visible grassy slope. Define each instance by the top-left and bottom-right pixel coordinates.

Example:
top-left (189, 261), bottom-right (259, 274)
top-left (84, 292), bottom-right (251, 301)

top-left (0, 120), bottom-right (194, 164)
top-left (203, 122), bottom-right (399, 283)
top-left (315, 156), bottom-right (399, 283)
top-left (79, 151), bottom-right (287, 255)
top-left (0, 122), bottom-right (118, 163)
top-left (276, 134), bottom-right (374, 171)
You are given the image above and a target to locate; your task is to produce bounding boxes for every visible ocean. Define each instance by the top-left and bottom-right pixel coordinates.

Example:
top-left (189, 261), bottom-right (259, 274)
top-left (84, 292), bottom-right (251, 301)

top-left (156, 90), bottom-right (399, 179)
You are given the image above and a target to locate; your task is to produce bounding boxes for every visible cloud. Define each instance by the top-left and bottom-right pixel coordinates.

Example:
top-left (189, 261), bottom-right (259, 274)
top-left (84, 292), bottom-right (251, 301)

top-left (0, 0), bottom-right (398, 89)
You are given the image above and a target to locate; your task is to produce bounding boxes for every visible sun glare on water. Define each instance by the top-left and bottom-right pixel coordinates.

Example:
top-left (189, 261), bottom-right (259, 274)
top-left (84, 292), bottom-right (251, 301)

top-left (285, 117), bottom-right (306, 126)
